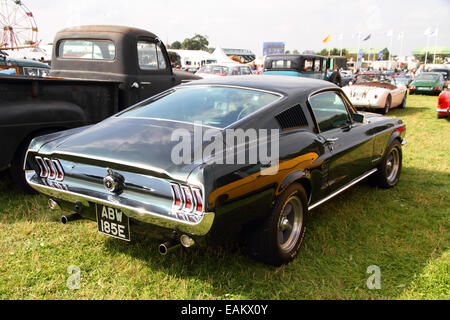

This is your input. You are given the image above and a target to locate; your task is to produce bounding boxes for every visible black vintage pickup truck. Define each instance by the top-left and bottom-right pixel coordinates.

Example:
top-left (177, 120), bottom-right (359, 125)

top-left (0, 25), bottom-right (199, 192)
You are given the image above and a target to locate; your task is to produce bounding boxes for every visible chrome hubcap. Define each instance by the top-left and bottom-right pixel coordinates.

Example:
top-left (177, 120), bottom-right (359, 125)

top-left (278, 195), bottom-right (303, 253)
top-left (386, 148), bottom-right (400, 184)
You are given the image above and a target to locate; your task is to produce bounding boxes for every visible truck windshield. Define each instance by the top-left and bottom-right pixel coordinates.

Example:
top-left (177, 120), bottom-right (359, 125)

top-left (119, 86), bottom-right (281, 128)
top-left (58, 40), bottom-right (116, 60)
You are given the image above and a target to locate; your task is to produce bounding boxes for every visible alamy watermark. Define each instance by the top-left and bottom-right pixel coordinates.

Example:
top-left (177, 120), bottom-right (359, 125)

top-left (366, 265), bottom-right (381, 290)
top-left (67, 265), bottom-right (81, 290)
top-left (170, 121), bottom-right (280, 175)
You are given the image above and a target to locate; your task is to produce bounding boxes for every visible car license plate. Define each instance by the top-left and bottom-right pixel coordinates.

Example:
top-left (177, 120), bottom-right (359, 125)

top-left (418, 87), bottom-right (431, 91)
top-left (96, 204), bottom-right (130, 241)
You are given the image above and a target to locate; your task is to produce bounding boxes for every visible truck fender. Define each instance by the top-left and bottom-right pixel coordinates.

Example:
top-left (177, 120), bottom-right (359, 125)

top-left (0, 100), bottom-right (87, 125)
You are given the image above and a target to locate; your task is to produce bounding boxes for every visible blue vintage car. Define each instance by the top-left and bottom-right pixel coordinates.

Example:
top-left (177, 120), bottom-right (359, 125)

top-left (263, 54), bottom-right (344, 87)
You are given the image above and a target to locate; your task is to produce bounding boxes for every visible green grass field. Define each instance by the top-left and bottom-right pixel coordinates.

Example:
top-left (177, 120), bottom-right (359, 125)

top-left (0, 94), bottom-right (448, 300)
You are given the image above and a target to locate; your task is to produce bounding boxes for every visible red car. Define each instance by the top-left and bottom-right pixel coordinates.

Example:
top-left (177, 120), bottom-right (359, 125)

top-left (437, 91), bottom-right (450, 119)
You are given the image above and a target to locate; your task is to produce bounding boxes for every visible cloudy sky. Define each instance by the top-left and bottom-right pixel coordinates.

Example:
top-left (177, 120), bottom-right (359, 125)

top-left (17, 0), bottom-right (450, 56)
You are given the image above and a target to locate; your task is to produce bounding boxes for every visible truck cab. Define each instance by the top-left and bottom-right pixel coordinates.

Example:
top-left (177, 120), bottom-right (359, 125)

top-left (50, 25), bottom-right (199, 107)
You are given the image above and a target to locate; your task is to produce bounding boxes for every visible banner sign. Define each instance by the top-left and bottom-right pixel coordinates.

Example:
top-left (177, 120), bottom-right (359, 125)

top-left (263, 42), bottom-right (285, 56)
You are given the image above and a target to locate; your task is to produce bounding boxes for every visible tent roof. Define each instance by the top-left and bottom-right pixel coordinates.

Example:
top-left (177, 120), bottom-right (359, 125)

top-left (211, 46), bottom-right (236, 64)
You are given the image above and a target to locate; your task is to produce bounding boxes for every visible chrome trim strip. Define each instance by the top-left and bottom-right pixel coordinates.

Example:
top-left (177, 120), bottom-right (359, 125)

top-left (29, 150), bottom-right (176, 181)
top-left (120, 117), bottom-right (222, 130)
top-left (177, 84), bottom-right (285, 98)
top-left (308, 168), bottom-right (378, 211)
top-left (26, 172), bottom-right (215, 236)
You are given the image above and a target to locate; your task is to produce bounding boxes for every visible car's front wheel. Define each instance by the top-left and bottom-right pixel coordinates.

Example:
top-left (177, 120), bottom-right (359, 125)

top-left (369, 140), bottom-right (403, 189)
top-left (246, 183), bottom-right (308, 266)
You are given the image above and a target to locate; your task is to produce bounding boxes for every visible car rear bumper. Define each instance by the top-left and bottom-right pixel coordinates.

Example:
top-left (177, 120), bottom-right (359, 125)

top-left (437, 108), bottom-right (450, 116)
top-left (26, 171), bottom-right (215, 236)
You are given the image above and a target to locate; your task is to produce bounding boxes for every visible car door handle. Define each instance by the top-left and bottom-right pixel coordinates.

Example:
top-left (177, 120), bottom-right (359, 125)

top-left (141, 82), bottom-right (152, 85)
top-left (325, 137), bottom-right (339, 145)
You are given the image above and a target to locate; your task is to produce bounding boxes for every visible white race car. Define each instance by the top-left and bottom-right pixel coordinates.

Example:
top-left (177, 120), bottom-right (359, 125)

top-left (342, 73), bottom-right (407, 114)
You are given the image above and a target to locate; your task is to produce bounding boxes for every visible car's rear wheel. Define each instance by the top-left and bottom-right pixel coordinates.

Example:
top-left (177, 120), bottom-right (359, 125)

top-left (369, 140), bottom-right (402, 189)
top-left (246, 183), bottom-right (308, 266)
top-left (382, 95), bottom-right (392, 114)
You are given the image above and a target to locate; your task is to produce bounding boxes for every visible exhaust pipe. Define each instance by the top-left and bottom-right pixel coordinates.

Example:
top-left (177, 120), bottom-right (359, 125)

top-left (61, 213), bottom-right (80, 225)
top-left (159, 238), bottom-right (180, 256)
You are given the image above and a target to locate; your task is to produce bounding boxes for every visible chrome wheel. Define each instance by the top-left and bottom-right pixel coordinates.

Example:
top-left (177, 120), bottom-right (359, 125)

top-left (386, 148), bottom-right (400, 184)
top-left (278, 195), bottom-right (303, 253)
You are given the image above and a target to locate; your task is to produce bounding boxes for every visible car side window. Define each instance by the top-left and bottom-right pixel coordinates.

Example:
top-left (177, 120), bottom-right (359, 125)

top-left (309, 91), bottom-right (352, 132)
top-left (314, 59), bottom-right (321, 72)
top-left (156, 43), bottom-right (167, 69)
top-left (138, 41), bottom-right (167, 70)
top-left (303, 59), bottom-right (313, 72)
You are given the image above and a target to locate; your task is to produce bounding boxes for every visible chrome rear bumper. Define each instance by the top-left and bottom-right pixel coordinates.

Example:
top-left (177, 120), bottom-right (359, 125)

top-left (26, 172), bottom-right (214, 236)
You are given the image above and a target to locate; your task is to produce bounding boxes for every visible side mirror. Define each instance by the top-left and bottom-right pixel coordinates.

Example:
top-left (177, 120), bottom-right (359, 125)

top-left (352, 113), bottom-right (365, 123)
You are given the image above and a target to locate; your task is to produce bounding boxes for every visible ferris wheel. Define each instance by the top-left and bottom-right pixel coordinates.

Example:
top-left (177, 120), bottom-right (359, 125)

top-left (0, 0), bottom-right (38, 50)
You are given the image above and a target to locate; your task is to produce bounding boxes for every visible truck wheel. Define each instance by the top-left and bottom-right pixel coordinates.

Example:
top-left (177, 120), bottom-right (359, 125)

top-left (9, 136), bottom-right (37, 194)
top-left (369, 140), bottom-right (402, 189)
top-left (246, 183), bottom-right (308, 266)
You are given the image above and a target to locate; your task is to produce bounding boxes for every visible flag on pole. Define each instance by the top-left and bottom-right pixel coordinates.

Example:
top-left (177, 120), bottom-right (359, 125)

top-left (424, 27), bottom-right (432, 36)
top-left (352, 32), bottom-right (361, 39)
top-left (377, 50), bottom-right (384, 61)
top-left (322, 34), bottom-right (331, 43)
top-left (363, 34), bottom-right (371, 41)
top-left (358, 49), bottom-right (364, 61)
top-left (385, 29), bottom-right (393, 37)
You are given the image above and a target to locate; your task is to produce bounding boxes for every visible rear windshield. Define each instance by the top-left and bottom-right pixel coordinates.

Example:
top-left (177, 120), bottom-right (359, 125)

top-left (198, 65), bottom-right (230, 75)
top-left (416, 74), bottom-right (440, 81)
top-left (266, 58), bottom-right (299, 70)
top-left (119, 86), bottom-right (281, 128)
top-left (58, 40), bottom-right (116, 60)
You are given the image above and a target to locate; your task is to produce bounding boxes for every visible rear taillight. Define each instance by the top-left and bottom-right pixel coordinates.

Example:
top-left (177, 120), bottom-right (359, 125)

top-left (44, 158), bottom-right (56, 180)
top-left (181, 186), bottom-right (194, 213)
top-left (171, 183), bottom-right (204, 214)
top-left (192, 188), bottom-right (203, 213)
top-left (35, 157), bottom-right (47, 178)
top-left (35, 156), bottom-right (64, 181)
top-left (171, 184), bottom-right (183, 209)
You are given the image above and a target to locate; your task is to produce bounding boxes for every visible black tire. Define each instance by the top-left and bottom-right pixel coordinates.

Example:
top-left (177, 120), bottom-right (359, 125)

top-left (369, 140), bottom-right (402, 189)
top-left (9, 136), bottom-right (37, 194)
top-left (437, 114), bottom-right (446, 119)
top-left (246, 183), bottom-right (308, 266)
top-left (382, 95), bottom-right (392, 115)
top-left (399, 93), bottom-right (407, 109)
top-left (328, 71), bottom-right (342, 87)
